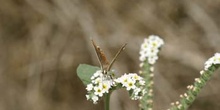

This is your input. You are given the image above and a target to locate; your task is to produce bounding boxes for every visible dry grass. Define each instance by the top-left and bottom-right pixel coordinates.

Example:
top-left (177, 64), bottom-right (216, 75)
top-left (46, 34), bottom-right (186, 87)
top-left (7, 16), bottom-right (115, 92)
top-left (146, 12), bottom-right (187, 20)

top-left (0, 0), bottom-right (220, 110)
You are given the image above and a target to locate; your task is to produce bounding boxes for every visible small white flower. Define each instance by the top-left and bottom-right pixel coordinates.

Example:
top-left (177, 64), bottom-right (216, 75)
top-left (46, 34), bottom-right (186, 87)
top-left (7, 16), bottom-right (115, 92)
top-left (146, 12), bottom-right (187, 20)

top-left (99, 82), bottom-right (111, 93)
top-left (139, 80), bottom-right (145, 85)
top-left (93, 70), bottom-right (102, 77)
top-left (120, 75), bottom-right (129, 87)
top-left (125, 80), bottom-right (136, 91)
top-left (94, 86), bottom-right (104, 97)
top-left (139, 55), bottom-right (147, 62)
top-left (149, 35), bottom-right (164, 46)
top-left (86, 84), bottom-right (93, 91)
top-left (86, 94), bottom-right (90, 100)
top-left (204, 53), bottom-right (220, 70)
top-left (92, 95), bottom-right (99, 104)
top-left (92, 77), bottom-right (102, 84)
top-left (141, 42), bottom-right (149, 50)
top-left (148, 56), bottom-right (158, 64)
top-left (132, 74), bottom-right (142, 81)
top-left (91, 70), bottom-right (102, 80)
top-left (134, 88), bottom-right (141, 95)
top-left (213, 53), bottom-right (220, 64)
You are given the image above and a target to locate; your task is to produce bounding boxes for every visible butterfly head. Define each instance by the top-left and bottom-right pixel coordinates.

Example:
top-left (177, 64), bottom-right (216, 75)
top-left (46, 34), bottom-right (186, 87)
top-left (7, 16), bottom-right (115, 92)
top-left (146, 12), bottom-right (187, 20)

top-left (102, 69), bottom-right (108, 75)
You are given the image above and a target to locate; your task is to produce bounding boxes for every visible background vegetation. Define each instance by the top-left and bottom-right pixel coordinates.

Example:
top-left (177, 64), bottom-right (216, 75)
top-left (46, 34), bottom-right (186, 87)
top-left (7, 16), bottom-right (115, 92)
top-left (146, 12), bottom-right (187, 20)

top-left (0, 0), bottom-right (220, 110)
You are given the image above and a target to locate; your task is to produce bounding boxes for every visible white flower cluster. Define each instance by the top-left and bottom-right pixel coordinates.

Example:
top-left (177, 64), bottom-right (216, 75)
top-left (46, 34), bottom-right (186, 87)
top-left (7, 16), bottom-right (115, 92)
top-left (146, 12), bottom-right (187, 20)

top-left (204, 53), bottom-right (220, 70)
top-left (86, 71), bottom-right (147, 103)
top-left (115, 73), bottom-right (147, 100)
top-left (139, 35), bottom-right (164, 64)
top-left (86, 70), bottom-right (114, 104)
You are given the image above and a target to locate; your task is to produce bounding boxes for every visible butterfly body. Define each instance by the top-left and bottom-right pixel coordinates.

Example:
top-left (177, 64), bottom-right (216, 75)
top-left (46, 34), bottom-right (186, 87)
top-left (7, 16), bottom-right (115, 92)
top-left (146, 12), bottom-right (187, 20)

top-left (91, 40), bottom-right (127, 76)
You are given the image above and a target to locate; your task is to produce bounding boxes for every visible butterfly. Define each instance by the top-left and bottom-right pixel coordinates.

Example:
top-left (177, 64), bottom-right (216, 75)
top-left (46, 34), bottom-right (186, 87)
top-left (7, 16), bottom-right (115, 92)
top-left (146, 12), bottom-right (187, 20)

top-left (91, 39), bottom-right (127, 77)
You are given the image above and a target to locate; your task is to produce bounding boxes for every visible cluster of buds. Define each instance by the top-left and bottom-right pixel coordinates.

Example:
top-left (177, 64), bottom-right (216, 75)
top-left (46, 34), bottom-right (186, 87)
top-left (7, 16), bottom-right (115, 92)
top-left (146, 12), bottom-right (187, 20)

top-left (139, 35), bottom-right (164, 65)
top-left (168, 101), bottom-right (182, 110)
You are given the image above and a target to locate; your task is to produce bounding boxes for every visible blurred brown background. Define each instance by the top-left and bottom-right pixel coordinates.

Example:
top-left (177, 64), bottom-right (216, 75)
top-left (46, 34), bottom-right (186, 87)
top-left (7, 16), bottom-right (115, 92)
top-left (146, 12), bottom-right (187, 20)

top-left (0, 0), bottom-right (220, 110)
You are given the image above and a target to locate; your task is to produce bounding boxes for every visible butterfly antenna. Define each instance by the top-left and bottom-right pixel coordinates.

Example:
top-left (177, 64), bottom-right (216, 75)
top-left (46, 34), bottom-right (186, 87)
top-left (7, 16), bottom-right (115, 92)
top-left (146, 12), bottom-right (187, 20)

top-left (107, 43), bottom-right (127, 71)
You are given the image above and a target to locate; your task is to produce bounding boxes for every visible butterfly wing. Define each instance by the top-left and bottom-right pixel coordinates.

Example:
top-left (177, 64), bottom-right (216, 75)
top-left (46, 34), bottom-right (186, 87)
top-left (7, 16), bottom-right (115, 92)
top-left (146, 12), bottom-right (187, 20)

top-left (91, 40), bottom-right (109, 73)
top-left (107, 43), bottom-right (127, 71)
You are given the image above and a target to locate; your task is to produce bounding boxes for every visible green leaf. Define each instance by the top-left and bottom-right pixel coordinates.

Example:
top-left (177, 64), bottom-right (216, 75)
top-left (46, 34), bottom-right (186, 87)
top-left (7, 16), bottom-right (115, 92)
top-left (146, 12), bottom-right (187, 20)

top-left (77, 64), bottom-right (100, 85)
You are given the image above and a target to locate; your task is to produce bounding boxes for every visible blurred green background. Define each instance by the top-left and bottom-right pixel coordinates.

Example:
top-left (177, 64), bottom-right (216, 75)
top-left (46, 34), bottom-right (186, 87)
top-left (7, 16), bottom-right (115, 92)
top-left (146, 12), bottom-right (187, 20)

top-left (0, 0), bottom-right (220, 110)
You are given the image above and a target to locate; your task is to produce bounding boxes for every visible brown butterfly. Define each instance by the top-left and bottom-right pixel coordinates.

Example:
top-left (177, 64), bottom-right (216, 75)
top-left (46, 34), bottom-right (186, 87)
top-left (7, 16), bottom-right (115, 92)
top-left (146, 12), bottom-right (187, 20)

top-left (91, 40), bottom-right (127, 76)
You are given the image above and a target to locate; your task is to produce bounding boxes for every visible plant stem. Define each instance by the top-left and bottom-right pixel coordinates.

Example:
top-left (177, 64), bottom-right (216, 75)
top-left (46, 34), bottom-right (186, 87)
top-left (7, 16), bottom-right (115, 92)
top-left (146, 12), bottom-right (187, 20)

top-left (140, 60), bottom-right (153, 110)
top-left (104, 93), bottom-right (110, 110)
